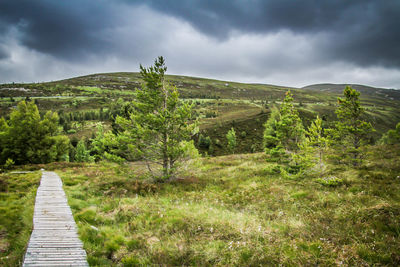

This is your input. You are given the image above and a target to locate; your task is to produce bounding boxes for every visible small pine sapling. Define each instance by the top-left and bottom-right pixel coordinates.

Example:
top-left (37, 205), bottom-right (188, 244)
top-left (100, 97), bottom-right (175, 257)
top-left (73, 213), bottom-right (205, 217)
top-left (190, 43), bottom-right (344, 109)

top-left (226, 127), bottom-right (237, 154)
top-left (263, 91), bottom-right (305, 162)
top-left (304, 115), bottom-right (328, 173)
top-left (379, 122), bottom-right (400, 145)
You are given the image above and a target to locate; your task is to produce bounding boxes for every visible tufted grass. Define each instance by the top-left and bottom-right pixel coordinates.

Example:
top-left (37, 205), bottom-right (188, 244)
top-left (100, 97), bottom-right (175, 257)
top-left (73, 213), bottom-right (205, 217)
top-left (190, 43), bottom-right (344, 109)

top-left (58, 145), bottom-right (400, 266)
top-left (0, 171), bottom-right (41, 267)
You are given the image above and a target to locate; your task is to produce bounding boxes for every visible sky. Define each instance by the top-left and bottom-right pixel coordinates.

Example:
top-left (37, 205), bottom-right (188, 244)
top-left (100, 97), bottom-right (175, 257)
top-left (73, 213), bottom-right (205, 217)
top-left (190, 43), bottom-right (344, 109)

top-left (1, 0), bottom-right (400, 89)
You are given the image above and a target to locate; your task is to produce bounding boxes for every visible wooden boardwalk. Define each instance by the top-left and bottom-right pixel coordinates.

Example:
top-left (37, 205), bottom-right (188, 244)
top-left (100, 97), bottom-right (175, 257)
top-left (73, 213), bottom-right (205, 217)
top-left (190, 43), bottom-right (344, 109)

top-left (23, 171), bottom-right (89, 267)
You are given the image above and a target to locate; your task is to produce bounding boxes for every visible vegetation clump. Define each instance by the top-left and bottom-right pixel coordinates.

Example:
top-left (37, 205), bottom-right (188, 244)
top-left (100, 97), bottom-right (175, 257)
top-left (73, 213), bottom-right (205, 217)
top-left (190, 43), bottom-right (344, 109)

top-left (0, 101), bottom-right (69, 165)
top-left (226, 127), bottom-right (237, 154)
top-left (298, 115), bottom-right (329, 174)
top-left (380, 122), bottom-right (400, 145)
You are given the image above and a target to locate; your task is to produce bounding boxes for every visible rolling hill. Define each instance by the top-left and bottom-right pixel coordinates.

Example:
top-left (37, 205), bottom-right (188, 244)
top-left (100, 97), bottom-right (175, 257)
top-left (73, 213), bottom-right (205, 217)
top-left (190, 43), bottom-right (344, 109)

top-left (302, 83), bottom-right (400, 101)
top-left (1, 73), bottom-right (399, 155)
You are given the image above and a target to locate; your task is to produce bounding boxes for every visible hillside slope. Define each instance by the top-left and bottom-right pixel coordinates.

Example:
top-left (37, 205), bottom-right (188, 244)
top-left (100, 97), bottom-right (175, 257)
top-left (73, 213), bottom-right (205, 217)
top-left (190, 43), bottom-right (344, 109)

top-left (1, 73), bottom-right (399, 155)
top-left (303, 83), bottom-right (400, 101)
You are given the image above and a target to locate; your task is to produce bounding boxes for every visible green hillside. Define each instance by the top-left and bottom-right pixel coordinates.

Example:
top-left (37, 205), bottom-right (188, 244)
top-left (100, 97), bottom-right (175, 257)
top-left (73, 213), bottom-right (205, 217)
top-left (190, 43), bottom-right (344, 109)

top-left (1, 73), bottom-right (399, 156)
top-left (303, 83), bottom-right (400, 101)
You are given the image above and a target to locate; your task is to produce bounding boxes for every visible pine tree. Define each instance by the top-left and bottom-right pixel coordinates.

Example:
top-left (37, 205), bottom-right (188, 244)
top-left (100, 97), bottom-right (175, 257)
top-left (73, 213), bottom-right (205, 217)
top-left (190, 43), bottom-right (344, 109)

top-left (115, 57), bottom-right (197, 179)
top-left (278, 91), bottom-right (305, 151)
top-left (329, 86), bottom-right (374, 165)
top-left (263, 106), bottom-right (280, 151)
top-left (75, 139), bottom-right (93, 163)
top-left (304, 115), bottom-right (328, 171)
top-left (226, 127), bottom-right (237, 154)
top-left (90, 123), bottom-right (130, 163)
top-left (0, 101), bottom-right (69, 164)
top-left (379, 122), bottom-right (400, 145)
top-left (263, 91), bottom-right (305, 160)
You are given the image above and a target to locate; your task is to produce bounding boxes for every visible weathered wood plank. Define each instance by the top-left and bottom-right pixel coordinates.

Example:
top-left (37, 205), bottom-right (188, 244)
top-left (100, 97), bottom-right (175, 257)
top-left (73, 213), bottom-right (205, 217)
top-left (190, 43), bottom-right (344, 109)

top-left (23, 171), bottom-right (89, 267)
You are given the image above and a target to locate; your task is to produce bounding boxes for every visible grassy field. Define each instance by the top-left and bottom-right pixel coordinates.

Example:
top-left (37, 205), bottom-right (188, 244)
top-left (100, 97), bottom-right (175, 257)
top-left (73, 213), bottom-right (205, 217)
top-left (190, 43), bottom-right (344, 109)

top-left (0, 171), bottom-right (41, 266)
top-left (53, 145), bottom-right (400, 266)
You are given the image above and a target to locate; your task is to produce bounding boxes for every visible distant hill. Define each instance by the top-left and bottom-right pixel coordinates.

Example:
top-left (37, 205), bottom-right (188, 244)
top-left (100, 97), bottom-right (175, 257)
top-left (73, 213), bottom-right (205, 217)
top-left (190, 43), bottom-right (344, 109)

top-left (302, 83), bottom-right (400, 101)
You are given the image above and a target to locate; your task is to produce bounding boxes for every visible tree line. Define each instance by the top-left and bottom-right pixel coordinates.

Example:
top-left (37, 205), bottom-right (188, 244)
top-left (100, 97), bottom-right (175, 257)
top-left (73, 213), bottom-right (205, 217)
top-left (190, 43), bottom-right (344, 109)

top-left (262, 87), bottom-right (374, 179)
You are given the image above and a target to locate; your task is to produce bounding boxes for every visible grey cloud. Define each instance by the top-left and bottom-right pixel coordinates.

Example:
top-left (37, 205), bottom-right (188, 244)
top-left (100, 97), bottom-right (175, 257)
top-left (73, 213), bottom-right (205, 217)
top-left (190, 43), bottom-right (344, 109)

top-left (0, 0), bottom-right (119, 61)
top-left (134, 0), bottom-right (400, 68)
top-left (1, 0), bottom-right (400, 68)
top-left (0, 0), bottom-right (400, 88)
top-left (0, 47), bottom-right (9, 60)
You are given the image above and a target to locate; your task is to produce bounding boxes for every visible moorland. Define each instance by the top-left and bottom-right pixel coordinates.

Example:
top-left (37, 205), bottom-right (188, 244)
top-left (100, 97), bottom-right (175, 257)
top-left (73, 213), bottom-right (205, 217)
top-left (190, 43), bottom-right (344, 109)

top-left (0, 71), bottom-right (400, 266)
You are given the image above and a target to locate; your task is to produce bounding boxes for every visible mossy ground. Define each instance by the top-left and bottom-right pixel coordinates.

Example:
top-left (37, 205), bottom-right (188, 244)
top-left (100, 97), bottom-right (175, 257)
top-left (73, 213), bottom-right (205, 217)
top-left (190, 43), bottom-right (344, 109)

top-left (56, 144), bottom-right (400, 266)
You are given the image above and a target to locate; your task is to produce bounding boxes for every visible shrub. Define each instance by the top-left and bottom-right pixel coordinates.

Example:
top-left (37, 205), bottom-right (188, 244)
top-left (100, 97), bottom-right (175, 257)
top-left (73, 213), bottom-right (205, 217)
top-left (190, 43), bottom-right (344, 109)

top-left (315, 176), bottom-right (343, 187)
top-left (214, 138), bottom-right (222, 148)
top-left (198, 134), bottom-right (212, 149)
top-left (67, 129), bottom-right (77, 134)
top-left (379, 122), bottom-right (400, 145)
top-left (75, 139), bottom-right (94, 163)
top-left (0, 101), bottom-right (69, 165)
top-left (3, 158), bottom-right (15, 171)
top-left (205, 111), bottom-right (217, 118)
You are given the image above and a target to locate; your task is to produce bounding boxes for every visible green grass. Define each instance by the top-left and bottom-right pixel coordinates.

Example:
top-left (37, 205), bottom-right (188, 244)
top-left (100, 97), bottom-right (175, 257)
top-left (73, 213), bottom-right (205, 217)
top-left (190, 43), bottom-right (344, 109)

top-left (57, 145), bottom-right (400, 266)
top-left (0, 171), bottom-right (41, 266)
top-left (75, 86), bottom-right (134, 96)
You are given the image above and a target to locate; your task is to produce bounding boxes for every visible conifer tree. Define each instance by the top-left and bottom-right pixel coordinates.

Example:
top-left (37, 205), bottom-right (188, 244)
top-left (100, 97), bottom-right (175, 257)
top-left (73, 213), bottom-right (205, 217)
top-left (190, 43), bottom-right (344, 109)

top-left (278, 91), bottom-right (305, 151)
top-left (304, 115), bottom-right (328, 171)
top-left (263, 91), bottom-right (305, 160)
top-left (263, 106), bottom-right (280, 151)
top-left (116, 57), bottom-right (197, 179)
top-left (75, 139), bottom-right (93, 163)
top-left (90, 123), bottom-right (129, 163)
top-left (329, 86), bottom-right (374, 165)
top-left (0, 101), bottom-right (69, 164)
top-left (379, 122), bottom-right (400, 145)
top-left (226, 127), bottom-right (237, 154)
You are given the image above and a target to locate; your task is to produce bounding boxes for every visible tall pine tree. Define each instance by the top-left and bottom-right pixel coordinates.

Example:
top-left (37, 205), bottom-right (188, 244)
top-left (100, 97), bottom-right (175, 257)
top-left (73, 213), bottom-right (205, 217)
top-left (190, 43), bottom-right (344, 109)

top-left (116, 57), bottom-right (197, 179)
top-left (329, 86), bottom-right (374, 165)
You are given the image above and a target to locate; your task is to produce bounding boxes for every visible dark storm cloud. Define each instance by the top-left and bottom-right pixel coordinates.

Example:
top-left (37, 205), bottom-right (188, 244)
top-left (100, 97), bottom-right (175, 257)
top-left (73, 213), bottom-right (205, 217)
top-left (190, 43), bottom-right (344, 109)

top-left (0, 0), bottom-right (119, 61)
top-left (133, 0), bottom-right (400, 68)
top-left (0, 0), bottom-right (400, 87)
top-left (1, 0), bottom-right (399, 67)
top-left (0, 46), bottom-right (9, 60)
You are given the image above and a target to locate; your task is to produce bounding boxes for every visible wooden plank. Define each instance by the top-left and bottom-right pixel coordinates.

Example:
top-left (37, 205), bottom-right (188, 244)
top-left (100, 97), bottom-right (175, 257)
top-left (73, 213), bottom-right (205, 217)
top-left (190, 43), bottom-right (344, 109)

top-left (23, 171), bottom-right (89, 267)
